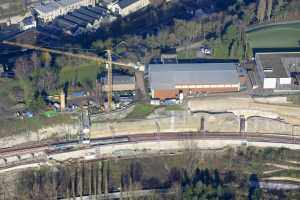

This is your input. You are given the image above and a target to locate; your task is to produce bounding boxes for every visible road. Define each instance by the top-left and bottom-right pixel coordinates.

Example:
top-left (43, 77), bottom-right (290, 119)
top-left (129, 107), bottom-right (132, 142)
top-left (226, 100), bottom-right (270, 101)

top-left (176, 41), bottom-right (203, 52)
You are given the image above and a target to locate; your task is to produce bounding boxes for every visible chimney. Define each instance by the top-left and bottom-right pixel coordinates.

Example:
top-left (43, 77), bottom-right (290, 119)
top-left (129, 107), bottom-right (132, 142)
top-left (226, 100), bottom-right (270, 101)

top-left (60, 90), bottom-right (65, 111)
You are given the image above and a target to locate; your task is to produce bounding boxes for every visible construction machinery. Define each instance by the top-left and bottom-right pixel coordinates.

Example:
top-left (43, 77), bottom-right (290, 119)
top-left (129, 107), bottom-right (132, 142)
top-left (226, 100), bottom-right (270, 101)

top-left (2, 40), bottom-right (137, 112)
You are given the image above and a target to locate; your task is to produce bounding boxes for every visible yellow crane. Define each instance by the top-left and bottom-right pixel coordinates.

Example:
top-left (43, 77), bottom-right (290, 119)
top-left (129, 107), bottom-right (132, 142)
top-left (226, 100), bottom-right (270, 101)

top-left (2, 40), bottom-right (137, 112)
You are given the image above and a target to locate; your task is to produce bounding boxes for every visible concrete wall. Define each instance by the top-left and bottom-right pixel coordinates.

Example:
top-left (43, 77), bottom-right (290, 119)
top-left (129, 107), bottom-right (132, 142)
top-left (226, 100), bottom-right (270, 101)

top-left (0, 124), bottom-right (80, 148)
top-left (90, 111), bottom-right (240, 137)
top-left (264, 78), bottom-right (276, 89)
top-left (246, 116), bottom-right (300, 135)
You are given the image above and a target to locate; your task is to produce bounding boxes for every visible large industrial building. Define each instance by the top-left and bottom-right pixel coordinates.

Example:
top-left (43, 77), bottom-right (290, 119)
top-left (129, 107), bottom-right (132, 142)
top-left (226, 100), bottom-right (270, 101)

top-left (255, 52), bottom-right (300, 89)
top-left (108, 0), bottom-right (150, 17)
top-left (33, 0), bottom-right (96, 23)
top-left (149, 62), bottom-right (241, 99)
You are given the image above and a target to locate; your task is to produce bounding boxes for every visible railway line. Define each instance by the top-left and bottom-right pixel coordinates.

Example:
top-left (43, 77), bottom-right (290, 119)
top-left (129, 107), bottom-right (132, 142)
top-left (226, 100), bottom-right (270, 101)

top-left (0, 132), bottom-right (300, 168)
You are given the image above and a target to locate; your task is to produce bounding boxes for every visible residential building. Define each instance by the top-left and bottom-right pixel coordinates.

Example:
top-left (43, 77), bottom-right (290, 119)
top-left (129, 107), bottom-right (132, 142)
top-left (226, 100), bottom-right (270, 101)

top-left (255, 52), bottom-right (300, 89)
top-left (109, 0), bottom-right (150, 16)
top-left (149, 62), bottom-right (241, 99)
top-left (33, 0), bottom-right (96, 23)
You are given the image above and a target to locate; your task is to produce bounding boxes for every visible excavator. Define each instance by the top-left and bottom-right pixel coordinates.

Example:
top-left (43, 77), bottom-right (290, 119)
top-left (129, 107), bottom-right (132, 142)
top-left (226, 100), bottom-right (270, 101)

top-left (2, 40), bottom-right (138, 112)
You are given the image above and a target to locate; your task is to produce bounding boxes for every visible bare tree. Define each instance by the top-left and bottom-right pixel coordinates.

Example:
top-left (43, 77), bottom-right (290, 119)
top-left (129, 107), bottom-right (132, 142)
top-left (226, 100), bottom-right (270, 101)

top-left (15, 57), bottom-right (33, 80)
top-left (257, 0), bottom-right (267, 22)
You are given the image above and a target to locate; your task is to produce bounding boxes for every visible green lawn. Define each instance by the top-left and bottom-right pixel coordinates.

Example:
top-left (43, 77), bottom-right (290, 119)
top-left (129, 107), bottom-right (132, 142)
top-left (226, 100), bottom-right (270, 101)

top-left (126, 103), bottom-right (157, 119)
top-left (265, 169), bottom-right (300, 179)
top-left (59, 61), bottom-right (104, 86)
top-left (247, 23), bottom-right (300, 49)
top-left (177, 49), bottom-right (197, 59)
top-left (205, 39), bottom-right (230, 58)
top-left (0, 113), bottom-right (77, 137)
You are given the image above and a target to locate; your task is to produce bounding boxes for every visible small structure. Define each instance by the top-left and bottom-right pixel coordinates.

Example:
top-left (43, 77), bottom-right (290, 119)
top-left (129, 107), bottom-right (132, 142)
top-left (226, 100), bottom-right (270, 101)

top-left (255, 52), bottom-right (300, 89)
top-left (101, 74), bottom-right (136, 92)
top-left (160, 48), bottom-right (178, 64)
top-left (60, 90), bottom-right (66, 111)
top-left (149, 62), bottom-right (241, 99)
top-left (20, 16), bottom-right (36, 30)
top-left (200, 46), bottom-right (213, 55)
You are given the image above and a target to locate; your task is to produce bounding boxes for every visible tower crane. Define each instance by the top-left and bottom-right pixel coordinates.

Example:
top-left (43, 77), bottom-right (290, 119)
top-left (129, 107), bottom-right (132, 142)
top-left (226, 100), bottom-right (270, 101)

top-left (2, 40), bottom-right (137, 112)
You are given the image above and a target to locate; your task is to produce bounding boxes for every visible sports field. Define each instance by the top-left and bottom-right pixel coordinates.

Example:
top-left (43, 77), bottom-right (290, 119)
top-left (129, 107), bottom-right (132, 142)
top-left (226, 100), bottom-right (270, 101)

top-left (247, 23), bottom-right (300, 49)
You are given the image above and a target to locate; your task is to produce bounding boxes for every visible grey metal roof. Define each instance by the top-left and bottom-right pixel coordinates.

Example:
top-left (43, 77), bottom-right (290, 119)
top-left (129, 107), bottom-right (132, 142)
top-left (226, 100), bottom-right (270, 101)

top-left (256, 52), bottom-right (300, 78)
top-left (34, 0), bottom-right (84, 14)
top-left (149, 63), bottom-right (240, 90)
top-left (34, 1), bottom-right (61, 14)
top-left (71, 12), bottom-right (95, 22)
top-left (87, 6), bottom-right (108, 16)
top-left (56, 18), bottom-right (78, 29)
top-left (78, 8), bottom-right (101, 19)
top-left (101, 75), bottom-right (135, 85)
top-left (22, 16), bottom-right (35, 26)
top-left (118, 0), bottom-right (139, 8)
top-left (64, 15), bottom-right (88, 26)
top-left (58, 0), bottom-right (81, 7)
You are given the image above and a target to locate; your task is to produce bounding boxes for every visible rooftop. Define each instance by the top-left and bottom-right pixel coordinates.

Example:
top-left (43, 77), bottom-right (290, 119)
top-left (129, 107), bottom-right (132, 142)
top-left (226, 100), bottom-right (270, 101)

top-left (255, 52), bottom-right (300, 78)
top-left (64, 14), bottom-right (88, 26)
top-left (101, 75), bottom-right (135, 85)
top-left (149, 63), bottom-right (240, 90)
top-left (22, 16), bottom-right (35, 26)
top-left (78, 8), bottom-right (101, 19)
top-left (34, 0), bottom-right (85, 14)
top-left (58, 0), bottom-right (81, 7)
top-left (118, 0), bottom-right (139, 9)
top-left (34, 1), bottom-right (61, 14)
top-left (72, 12), bottom-right (95, 22)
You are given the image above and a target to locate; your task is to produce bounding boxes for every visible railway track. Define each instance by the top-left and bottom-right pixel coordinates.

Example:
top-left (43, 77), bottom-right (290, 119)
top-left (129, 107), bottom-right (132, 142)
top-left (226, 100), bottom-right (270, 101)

top-left (0, 132), bottom-right (299, 159)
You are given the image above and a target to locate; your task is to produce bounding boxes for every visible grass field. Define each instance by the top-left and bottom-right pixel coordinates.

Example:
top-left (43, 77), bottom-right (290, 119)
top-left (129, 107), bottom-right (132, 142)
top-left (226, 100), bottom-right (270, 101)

top-left (126, 103), bottom-right (157, 119)
top-left (0, 113), bottom-right (76, 137)
top-left (176, 49), bottom-right (197, 59)
top-left (59, 61), bottom-right (104, 86)
top-left (247, 23), bottom-right (300, 49)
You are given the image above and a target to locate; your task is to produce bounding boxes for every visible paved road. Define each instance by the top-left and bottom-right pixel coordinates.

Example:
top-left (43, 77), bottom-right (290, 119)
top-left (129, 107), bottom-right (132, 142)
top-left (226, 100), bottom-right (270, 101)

top-left (176, 41), bottom-right (203, 52)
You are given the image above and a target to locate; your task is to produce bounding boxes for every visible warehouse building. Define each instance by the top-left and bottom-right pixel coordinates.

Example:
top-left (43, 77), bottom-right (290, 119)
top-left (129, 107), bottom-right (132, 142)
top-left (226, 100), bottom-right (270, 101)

top-left (108, 0), bottom-right (150, 17)
top-left (33, 0), bottom-right (96, 23)
top-left (53, 5), bottom-right (114, 36)
top-left (255, 52), bottom-right (300, 89)
top-left (149, 62), bottom-right (241, 99)
top-left (101, 74), bottom-right (136, 92)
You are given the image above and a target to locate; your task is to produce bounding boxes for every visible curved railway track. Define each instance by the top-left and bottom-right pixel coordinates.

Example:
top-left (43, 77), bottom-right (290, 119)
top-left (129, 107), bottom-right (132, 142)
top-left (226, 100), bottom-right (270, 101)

top-left (0, 132), bottom-right (299, 158)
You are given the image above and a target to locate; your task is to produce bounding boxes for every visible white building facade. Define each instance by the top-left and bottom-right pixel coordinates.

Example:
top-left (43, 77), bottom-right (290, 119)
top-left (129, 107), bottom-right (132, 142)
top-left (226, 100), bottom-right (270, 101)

top-left (255, 52), bottom-right (297, 90)
top-left (109, 0), bottom-right (150, 17)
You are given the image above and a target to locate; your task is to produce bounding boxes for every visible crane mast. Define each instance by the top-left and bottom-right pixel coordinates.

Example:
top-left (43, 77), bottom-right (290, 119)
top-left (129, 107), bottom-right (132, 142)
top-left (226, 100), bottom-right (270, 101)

top-left (106, 49), bottom-right (112, 112)
top-left (2, 40), bottom-right (136, 112)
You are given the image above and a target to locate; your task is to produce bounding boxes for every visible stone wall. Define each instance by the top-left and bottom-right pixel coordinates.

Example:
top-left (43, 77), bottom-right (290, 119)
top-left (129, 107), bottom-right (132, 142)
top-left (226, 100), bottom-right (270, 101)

top-left (0, 124), bottom-right (80, 148)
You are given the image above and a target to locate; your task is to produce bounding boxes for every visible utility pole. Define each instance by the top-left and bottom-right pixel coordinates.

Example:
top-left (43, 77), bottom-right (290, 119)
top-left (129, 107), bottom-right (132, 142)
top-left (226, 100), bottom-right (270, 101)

top-left (106, 50), bottom-right (113, 112)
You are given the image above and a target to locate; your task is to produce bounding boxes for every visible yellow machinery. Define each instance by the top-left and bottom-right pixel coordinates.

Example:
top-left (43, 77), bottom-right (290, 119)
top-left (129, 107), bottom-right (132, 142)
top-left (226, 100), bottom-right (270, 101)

top-left (2, 40), bottom-right (136, 112)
